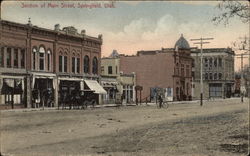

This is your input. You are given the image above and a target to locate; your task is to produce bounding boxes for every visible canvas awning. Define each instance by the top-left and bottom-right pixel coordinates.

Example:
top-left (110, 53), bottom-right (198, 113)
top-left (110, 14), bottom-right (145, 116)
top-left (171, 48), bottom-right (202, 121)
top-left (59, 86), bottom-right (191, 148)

top-left (84, 80), bottom-right (107, 94)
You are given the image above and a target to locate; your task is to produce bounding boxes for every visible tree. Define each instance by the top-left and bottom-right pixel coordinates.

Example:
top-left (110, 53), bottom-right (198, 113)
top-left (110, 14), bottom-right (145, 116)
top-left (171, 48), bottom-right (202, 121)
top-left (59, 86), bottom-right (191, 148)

top-left (212, 0), bottom-right (249, 25)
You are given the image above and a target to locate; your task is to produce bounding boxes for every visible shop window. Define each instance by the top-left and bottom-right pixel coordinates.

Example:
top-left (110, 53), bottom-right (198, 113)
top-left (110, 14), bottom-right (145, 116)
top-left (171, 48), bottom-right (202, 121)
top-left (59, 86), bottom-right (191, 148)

top-left (21, 49), bottom-right (25, 68)
top-left (0, 47), bottom-right (4, 67)
top-left (6, 47), bottom-right (11, 68)
top-left (92, 57), bottom-right (98, 74)
top-left (39, 47), bottom-right (45, 70)
top-left (108, 66), bottom-right (112, 74)
top-left (14, 48), bottom-right (18, 68)
top-left (84, 55), bottom-right (89, 73)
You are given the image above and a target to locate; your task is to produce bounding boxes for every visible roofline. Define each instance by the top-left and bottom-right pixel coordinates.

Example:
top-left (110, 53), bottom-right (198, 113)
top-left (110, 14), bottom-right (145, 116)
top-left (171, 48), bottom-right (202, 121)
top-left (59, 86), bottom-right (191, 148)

top-left (0, 19), bottom-right (102, 42)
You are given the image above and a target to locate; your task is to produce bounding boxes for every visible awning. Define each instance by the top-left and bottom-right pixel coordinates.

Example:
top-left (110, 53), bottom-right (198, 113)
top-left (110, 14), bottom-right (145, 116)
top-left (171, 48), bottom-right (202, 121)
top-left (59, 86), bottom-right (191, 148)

top-left (85, 80), bottom-right (107, 94)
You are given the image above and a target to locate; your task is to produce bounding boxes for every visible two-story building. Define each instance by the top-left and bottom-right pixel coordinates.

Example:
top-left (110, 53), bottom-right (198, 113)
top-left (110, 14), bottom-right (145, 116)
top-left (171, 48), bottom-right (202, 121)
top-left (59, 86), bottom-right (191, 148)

top-left (191, 48), bottom-right (235, 99)
top-left (0, 19), bottom-right (106, 109)
top-left (100, 50), bottom-right (135, 104)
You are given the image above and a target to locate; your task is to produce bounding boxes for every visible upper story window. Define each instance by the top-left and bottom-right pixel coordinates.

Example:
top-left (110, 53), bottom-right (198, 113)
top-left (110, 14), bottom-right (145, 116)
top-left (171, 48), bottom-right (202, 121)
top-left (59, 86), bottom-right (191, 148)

top-left (47, 50), bottom-right (51, 71)
top-left (6, 47), bottom-right (11, 68)
top-left (59, 53), bottom-right (67, 73)
top-left (209, 58), bottom-right (213, 69)
top-left (181, 64), bottom-right (184, 77)
top-left (20, 49), bottom-right (25, 68)
top-left (205, 73), bottom-right (208, 80)
top-left (186, 65), bottom-right (190, 77)
top-left (204, 58), bottom-right (208, 68)
top-left (92, 57), bottom-right (98, 74)
top-left (14, 48), bottom-right (18, 68)
top-left (214, 58), bottom-right (217, 67)
top-left (214, 73), bottom-right (217, 80)
top-left (218, 73), bottom-right (222, 80)
top-left (32, 47), bottom-right (37, 70)
top-left (108, 66), bottom-right (112, 74)
top-left (84, 55), bottom-right (89, 73)
top-left (101, 66), bottom-right (104, 73)
top-left (72, 56), bottom-right (80, 74)
top-left (77, 58), bottom-right (80, 74)
top-left (218, 58), bottom-right (222, 67)
top-left (209, 73), bottom-right (213, 80)
top-left (0, 47), bottom-right (4, 67)
top-left (39, 47), bottom-right (45, 70)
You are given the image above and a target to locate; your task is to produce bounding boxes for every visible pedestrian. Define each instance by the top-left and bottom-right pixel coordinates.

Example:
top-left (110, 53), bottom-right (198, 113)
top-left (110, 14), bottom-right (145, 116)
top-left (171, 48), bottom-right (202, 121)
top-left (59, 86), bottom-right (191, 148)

top-left (158, 95), bottom-right (163, 108)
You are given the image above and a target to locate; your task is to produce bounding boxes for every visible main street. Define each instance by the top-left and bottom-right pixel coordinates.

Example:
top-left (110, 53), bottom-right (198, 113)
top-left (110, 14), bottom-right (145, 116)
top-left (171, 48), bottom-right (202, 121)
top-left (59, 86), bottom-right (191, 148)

top-left (0, 98), bottom-right (249, 156)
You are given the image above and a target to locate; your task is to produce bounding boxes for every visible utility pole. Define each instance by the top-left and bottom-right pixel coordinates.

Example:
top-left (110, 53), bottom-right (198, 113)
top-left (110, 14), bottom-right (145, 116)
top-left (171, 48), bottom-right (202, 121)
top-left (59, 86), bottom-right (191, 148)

top-left (190, 37), bottom-right (213, 106)
top-left (236, 52), bottom-right (249, 103)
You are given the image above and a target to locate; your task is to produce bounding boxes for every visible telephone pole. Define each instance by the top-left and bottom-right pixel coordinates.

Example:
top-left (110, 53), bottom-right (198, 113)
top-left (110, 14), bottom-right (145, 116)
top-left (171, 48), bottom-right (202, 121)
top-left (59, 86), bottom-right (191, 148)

top-left (236, 52), bottom-right (249, 102)
top-left (190, 37), bottom-right (213, 106)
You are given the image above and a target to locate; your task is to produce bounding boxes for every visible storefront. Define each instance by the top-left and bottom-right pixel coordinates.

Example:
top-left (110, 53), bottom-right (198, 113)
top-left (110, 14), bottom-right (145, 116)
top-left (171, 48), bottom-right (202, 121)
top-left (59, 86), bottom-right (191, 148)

top-left (101, 80), bottom-right (118, 104)
top-left (31, 73), bottom-right (56, 108)
top-left (0, 75), bottom-right (25, 109)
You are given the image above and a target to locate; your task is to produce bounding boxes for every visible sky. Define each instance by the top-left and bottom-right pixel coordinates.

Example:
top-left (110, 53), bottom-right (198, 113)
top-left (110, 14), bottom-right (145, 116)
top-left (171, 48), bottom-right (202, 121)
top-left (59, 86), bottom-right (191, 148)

top-left (1, 0), bottom-right (249, 71)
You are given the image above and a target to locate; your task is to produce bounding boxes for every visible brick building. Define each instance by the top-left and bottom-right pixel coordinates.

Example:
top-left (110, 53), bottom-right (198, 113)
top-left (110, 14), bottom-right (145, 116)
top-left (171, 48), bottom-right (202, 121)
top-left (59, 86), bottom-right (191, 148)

top-left (119, 34), bottom-right (193, 101)
top-left (0, 19), bottom-right (106, 109)
top-left (191, 48), bottom-right (235, 99)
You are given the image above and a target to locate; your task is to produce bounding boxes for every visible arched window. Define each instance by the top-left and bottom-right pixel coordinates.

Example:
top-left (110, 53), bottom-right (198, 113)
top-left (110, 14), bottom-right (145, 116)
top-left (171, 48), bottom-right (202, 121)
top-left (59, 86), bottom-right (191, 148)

top-left (32, 47), bottom-right (37, 70)
top-left (39, 47), bottom-right (45, 70)
top-left (47, 49), bottom-right (51, 71)
top-left (84, 55), bottom-right (89, 73)
top-left (92, 57), bottom-right (98, 74)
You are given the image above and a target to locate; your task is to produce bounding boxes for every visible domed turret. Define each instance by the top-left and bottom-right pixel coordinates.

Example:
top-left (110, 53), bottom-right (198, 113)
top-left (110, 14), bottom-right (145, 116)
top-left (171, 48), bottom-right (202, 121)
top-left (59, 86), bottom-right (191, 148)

top-left (174, 34), bottom-right (190, 49)
top-left (109, 49), bottom-right (119, 58)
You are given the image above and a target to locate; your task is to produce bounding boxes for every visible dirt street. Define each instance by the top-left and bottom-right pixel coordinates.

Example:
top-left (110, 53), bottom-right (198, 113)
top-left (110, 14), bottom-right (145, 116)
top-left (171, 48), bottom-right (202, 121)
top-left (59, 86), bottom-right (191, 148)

top-left (0, 98), bottom-right (249, 156)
